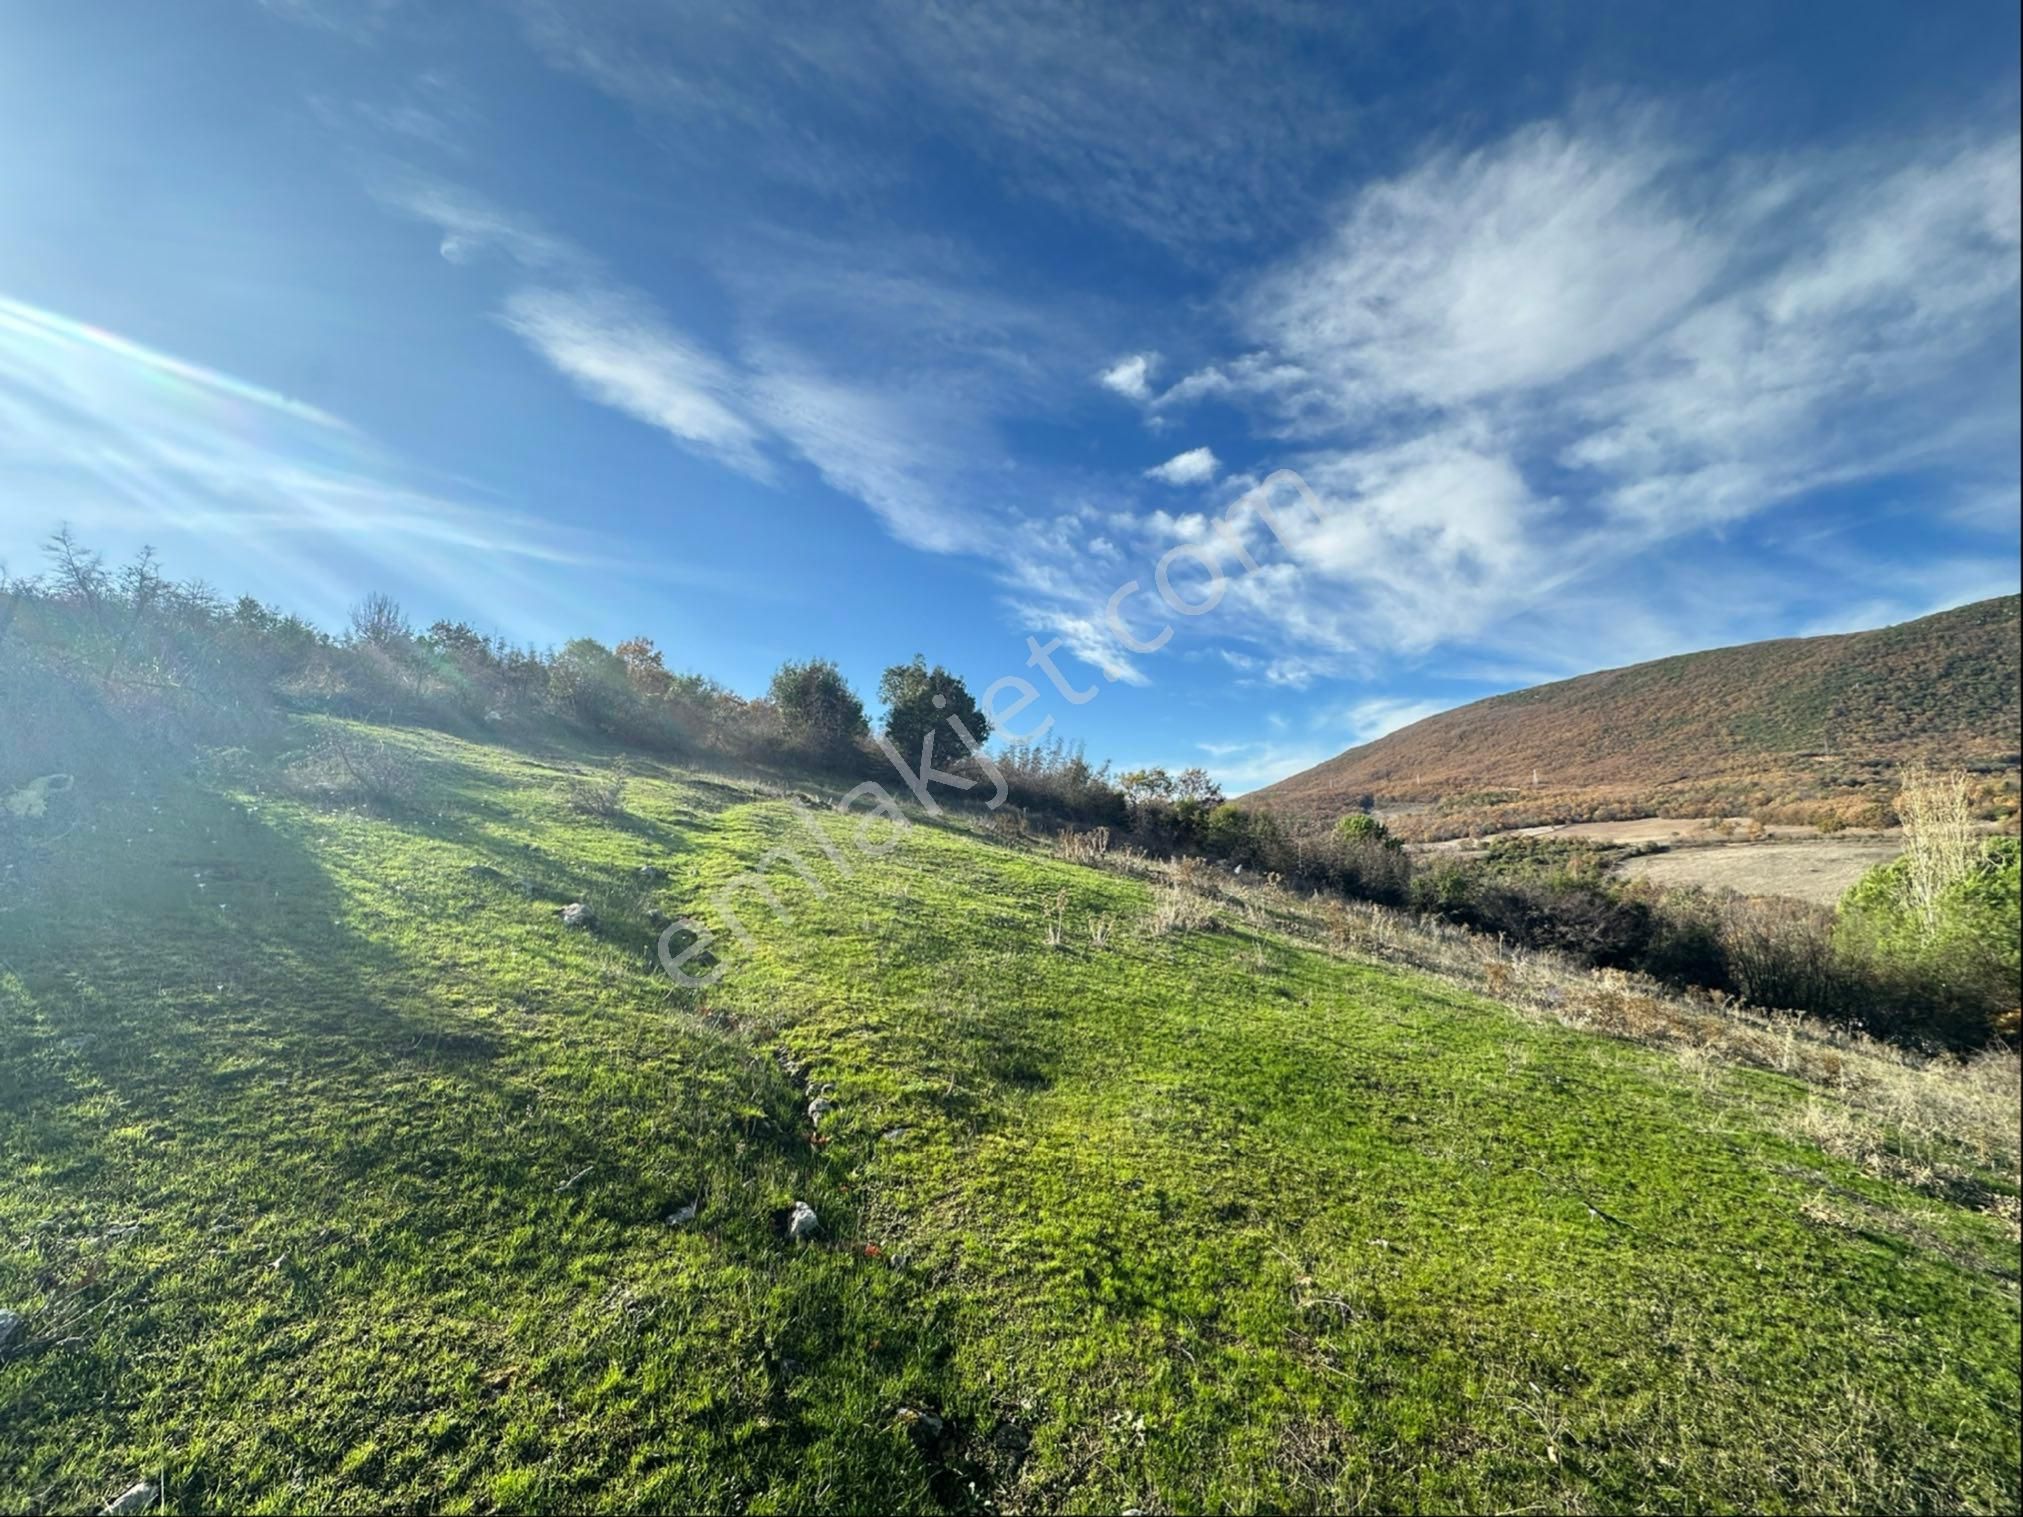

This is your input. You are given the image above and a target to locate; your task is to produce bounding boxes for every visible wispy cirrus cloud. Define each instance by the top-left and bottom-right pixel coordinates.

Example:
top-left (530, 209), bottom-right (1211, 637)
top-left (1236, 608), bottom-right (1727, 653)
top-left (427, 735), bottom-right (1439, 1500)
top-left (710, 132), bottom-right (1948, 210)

top-left (502, 286), bottom-right (773, 481)
top-left (383, 178), bottom-right (1053, 556)
top-left (510, 0), bottom-right (1364, 253)
top-left (1333, 695), bottom-right (1452, 745)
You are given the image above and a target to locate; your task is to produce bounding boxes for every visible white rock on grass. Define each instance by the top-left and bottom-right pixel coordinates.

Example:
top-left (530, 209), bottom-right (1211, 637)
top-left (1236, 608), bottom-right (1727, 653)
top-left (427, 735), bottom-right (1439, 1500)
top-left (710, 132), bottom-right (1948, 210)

top-left (560, 902), bottom-right (592, 928)
top-left (105, 1484), bottom-right (158, 1516)
top-left (787, 1201), bottom-right (820, 1243)
top-left (665, 1202), bottom-right (698, 1226)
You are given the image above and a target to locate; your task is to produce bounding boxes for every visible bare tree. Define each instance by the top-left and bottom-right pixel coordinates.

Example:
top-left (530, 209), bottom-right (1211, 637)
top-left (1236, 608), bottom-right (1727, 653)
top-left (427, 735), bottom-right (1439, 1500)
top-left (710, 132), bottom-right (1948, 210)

top-left (349, 591), bottom-right (412, 648)
top-left (1895, 761), bottom-right (1976, 931)
top-left (44, 526), bottom-right (109, 625)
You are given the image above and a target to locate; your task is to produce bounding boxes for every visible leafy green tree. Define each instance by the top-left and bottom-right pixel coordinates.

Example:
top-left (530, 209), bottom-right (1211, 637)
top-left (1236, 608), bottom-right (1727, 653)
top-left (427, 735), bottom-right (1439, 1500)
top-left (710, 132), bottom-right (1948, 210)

top-left (549, 638), bottom-right (637, 730)
top-left (770, 657), bottom-right (869, 756)
top-left (877, 654), bottom-right (989, 760)
top-left (1119, 767), bottom-right (1176, 804)
top-left (614, 635), bottom-right (674, 698)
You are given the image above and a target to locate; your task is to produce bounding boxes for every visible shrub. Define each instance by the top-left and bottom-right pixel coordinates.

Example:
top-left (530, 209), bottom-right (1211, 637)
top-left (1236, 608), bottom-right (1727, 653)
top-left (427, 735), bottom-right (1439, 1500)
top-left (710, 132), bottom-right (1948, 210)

top-left (550, 638), bottom-right (665, 744)
top-left (1410, 867), bottom-right (1654, 969)
top-left (1204, 802), bottom-right (1282, 866)
top-left (769, 658), bottom-right (868, 760)
top-left (1326, 834), bottom-right (1414, 905)
top-left (997, 738), bottom-right (1129, 828)
top-left (1713, 895), bottom-right (1865, 1022)
top-left (1837, 836), bottom-right (2020, 1040)
top-left (1333, 812), bottom-right (1394, 847)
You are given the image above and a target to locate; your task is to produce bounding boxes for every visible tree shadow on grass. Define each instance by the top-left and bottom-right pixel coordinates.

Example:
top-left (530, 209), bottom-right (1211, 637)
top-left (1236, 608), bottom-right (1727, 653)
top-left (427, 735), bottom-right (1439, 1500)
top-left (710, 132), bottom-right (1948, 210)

top-left (0, 762), bottom-right (942, 1513)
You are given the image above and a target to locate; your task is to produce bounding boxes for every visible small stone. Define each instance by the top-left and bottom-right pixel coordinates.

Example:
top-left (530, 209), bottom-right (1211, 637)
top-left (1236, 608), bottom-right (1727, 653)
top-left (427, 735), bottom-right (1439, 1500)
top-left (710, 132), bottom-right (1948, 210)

top-left (880, 1127), bottom-right (908, 1143)
top-left (0, 1308), bottom-right (23, 1349)
top-left (666, 1202), bottom-right (698, 1226)
top-left (896, 1406), bottom-right (944, 1437)
top-left (807, 1097), bottom-right (833, 1125)
top-left (560, 902), bottom-right (592, 929)
top-left (787, 1201), bottom-right (820, 1243)
top-left (105, 1484), bottom-right (158, 1516)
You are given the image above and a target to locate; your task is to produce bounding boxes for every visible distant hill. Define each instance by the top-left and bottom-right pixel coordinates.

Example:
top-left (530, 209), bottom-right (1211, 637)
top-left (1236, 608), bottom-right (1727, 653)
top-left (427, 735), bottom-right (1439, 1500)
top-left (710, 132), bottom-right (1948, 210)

top-left (1250, 595), bottom-right (2021, 830)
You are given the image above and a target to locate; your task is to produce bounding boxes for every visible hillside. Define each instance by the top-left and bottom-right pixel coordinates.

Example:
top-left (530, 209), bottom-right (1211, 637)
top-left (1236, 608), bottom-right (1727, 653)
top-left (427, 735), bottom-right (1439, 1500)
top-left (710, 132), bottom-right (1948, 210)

top-left (2, 719), bottom-right (2018, 1513)
top-left (1251, 595), bottom-right (2021, 828)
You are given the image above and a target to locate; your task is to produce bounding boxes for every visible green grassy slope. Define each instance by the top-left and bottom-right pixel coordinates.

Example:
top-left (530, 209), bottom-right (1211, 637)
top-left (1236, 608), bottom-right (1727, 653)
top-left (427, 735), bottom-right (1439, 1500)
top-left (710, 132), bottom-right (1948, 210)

top-left (2, 722), bottom-right (2017, 1513)
top-left (1251, 594), bottom-right (2021, 818)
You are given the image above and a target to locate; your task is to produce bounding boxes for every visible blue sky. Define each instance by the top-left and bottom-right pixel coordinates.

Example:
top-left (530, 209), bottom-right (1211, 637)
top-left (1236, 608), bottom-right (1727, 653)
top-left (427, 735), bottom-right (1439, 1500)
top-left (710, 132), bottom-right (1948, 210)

top-left (2, 1), bottom-right (2017, 790)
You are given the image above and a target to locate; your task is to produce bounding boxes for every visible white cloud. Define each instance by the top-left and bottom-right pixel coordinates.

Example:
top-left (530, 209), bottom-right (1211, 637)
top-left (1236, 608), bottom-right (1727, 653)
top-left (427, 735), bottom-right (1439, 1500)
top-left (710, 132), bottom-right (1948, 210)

top-left (375, 177), bottom-right (582, 272)
top-left (1248, 120), bottom-right (1720, 411)
top-left (501, 286), bottom-right (773, 480)
top-left (976, 118), bottom-right (2018, 699)
top-left (386, 179), bottom-right (1032, 557)
top-left (1100, 352), bottom-right (1157, 402)
top-left (748, 354), bottom-right (985, 554)
top-left (1144, 446), bottom-right (1219, 486)
top-left (1143, 115), bottom-right (2022, 674)
top-left (1334, 696), bottom-right (1451, 745)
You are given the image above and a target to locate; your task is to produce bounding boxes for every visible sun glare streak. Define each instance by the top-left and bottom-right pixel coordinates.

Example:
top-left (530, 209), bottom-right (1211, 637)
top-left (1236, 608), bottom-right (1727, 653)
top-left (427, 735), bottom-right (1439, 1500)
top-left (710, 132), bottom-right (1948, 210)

top-left (0, 291), bottom-right (631, 640)
top-left (0, 295), bottom-right (360, 436)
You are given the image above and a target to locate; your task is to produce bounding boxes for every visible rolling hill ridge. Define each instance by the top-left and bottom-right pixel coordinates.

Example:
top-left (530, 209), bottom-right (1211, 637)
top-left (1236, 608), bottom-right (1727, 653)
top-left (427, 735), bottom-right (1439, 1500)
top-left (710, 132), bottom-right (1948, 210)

top-left (1251, 595), bottom-right (2021, 828)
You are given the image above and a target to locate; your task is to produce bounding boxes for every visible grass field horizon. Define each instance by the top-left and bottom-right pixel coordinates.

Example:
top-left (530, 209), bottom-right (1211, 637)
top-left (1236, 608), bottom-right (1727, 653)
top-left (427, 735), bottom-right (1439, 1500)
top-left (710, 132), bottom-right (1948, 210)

top-left (4, 717), bottom-right (2017, 1513)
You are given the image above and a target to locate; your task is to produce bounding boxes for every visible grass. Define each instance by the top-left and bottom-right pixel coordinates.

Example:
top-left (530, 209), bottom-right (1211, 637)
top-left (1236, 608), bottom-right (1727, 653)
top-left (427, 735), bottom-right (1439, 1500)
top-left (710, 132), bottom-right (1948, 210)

top-left (2, 720), bottom-right (2017, 1513)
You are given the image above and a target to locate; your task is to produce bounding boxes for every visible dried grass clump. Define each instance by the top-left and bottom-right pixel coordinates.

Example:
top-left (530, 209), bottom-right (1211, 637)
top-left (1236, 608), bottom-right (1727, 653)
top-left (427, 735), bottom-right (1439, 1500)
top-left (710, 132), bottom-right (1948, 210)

top-left (283, 730), bottom-right (418, 807)
top-left (1055, 827), bottom-right (1111, 865)
top-left (563, 760), bottom-right (629, 817)
top-left (1149, 883), bottom-right (1215, 936)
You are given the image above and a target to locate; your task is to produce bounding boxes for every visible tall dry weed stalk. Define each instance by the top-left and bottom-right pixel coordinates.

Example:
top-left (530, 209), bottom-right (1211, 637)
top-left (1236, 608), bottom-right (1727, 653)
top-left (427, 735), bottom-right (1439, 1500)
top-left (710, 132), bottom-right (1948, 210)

top-left (1896, 762), bottom-right (1976, 930)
